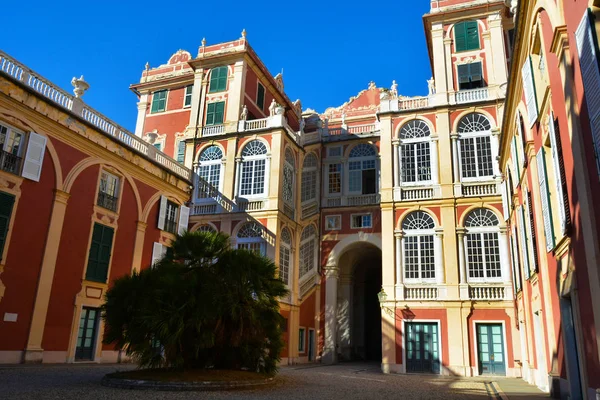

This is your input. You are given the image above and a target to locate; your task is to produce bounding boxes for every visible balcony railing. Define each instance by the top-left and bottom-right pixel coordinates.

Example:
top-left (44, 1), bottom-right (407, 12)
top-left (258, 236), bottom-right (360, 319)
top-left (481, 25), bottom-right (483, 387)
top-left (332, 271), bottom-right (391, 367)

top-left (0, 150), bottom-right (22, 175)
top-left (454, 87), bottom-right (489, 104)
top-left (97, 192), bottom-right (118, 212)
top-left (323, 193), bottom-right (380, 208)
top-left (461, 181), bottom-right (499, 197)
top-left (0, 51), bottom-right (191, 181)
top-left (236, 199), bottom-right (264, 212)
top-left (399, 187), bottom-right (434, 201)
top-left (404, 286), bottom-right (438, 300)
top-left (201, 124), bottom-right (225, 137)
top-left (319, 123), bottom-right (380, 141)
top-left (399, 96), bottom-right (430, 110)
top-left (469, 285), bottom-right (506, 301)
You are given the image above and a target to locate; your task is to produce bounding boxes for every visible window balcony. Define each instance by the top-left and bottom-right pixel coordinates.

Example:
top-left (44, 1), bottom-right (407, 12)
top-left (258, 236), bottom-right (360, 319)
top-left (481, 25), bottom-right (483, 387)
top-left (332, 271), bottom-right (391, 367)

top-left (97, 192), bottom-right (118, 212)
top-left (467, 283), bottom-right (513, 301)
top-left (0, 150), bottom-right (22, 175)
top-left (460, 180), bottom-right (500, 197)
top-left (201, 124), bottom-right (225, 137)
top-left (319, 123), bottom-right (380, 142)
top-left (404, 285), bottom-right (439, 300)
top-left (235, 199), bottom-right (265, 212)
top-left (323, 193), bottom-right (380, 208)
top-left (394, 186), bottom-right (436, 201)
top-left (453, 87), bottom-right (489, 104)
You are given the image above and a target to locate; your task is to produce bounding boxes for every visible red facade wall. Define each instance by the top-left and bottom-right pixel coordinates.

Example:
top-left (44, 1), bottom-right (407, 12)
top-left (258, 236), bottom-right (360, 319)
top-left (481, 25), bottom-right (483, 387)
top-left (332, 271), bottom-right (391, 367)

top-left (141, 201), bottom-right (162, 271)
top-left (299, 290), bottom-right (316, 330)
top-left (394, 308), bottom-right (449, 366)
top-left (42, 165), bottom-right (99, 350)
top-left (467, 309), bottom-right (514, 369)
top-left (0, 154), bottom-right (56, 350)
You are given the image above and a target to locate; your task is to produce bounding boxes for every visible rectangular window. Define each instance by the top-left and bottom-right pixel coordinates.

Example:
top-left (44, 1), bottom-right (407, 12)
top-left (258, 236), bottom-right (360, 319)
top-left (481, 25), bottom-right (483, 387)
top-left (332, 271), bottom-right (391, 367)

top-left (0, 123), bottom-right (24, 175)
top-left (301, 169), bottom-right (317, 203)
top-left (75, 307), bottom-right (99, 361)
top-left (0, 191), bottom-right (15, 262)
top-left (536, 148), bottom-right (555, 251)
top-left (460, 136), bottom-right (493, 179)
top-left (548, 113), bottom-right (570, 234)
top-left (455, 21), bottom-right (480, 52)
top-left (351, 213), bottom-right (372, 229)
top-left (150, 90), bottom-right (167, 113)
top-left (85, 223), bottom-right (114, 283)
top-left (209, 66), bottom-right (228, 93)
top-left (457, 62), bottom-right (484, 90)
top-left (206, 102), bottom-right (225, 126)
top-left (518, 206), bottom-right (531, 280)
top-left (299, 328), bottom-right (306, 352)
top-left (97, 171), bottom-right (120, 212)
top-left (164, 201), bottom-right (179, 234)
top-left (184, 85), bottom-right (193, 107)
top-left (176, 140), bottom-right (185, 163)
top-left (328, 163), bottom-right (341, 194)
top-left (257, 83), bottom-right (265, 110)
top-left (522, 56), bottom-right (538, 127)
top-left (325, 215), bottom-right (341, 231)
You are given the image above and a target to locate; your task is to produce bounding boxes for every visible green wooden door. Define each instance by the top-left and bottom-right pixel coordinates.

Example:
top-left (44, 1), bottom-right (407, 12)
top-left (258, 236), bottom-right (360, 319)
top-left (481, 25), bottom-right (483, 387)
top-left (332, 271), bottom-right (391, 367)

top-left (75, 307), bottom-right (99, 361)
top-left (477, 323), bottom-right (506, 375)
top-left (406, 322), bottom-right (440, 374)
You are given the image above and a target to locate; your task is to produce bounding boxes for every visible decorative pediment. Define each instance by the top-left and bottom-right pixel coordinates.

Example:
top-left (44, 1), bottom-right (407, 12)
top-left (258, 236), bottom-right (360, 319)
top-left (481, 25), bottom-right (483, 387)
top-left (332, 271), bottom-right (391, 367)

top-left (168, 49), bottom-right (192, 65)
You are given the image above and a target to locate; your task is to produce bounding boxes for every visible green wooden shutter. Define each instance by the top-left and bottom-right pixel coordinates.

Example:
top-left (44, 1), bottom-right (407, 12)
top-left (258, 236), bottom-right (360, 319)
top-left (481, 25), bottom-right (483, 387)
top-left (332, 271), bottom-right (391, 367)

top-left (511, 137), bottom-right (520, 180)
top-left (206, 103), bottom-right (216, 125)
top-left (257, 84), bottom-right (265, 110)
top-left (521, 56), bottom-right (538, 127)
top-left (466, 21), bottom-right (480, 50)
top-left (526, 190), bottom-right (539, 274)
top-left (518, 206), bottom-right (530, 280)
top-left (150, 91), bottom-right (166, 113)
top-left (214, 102), bottom-right (225, 124)
top-left (86, 223), bottom-right (114, 282)
top-left (536, 148), bottom-right (555, 251)
top-left (209, 67), bottom-right (227, 92)
top-left (0, 192), bottom-right (15, 261)
top-left (548, 112), bottom-right (570, 234)
top-left (576, 9), bottom-right (600, 178)
top-left (218, 67), bottom-right (227, 91)
top-left (469, 62), bottom-right (482, 82)
top-left (455, 22), bottom-right (467, 52)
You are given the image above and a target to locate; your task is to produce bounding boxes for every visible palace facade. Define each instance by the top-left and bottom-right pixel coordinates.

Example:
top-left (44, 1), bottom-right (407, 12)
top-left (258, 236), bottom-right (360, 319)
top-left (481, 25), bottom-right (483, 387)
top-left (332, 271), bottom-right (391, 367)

top-left (1, 0), bottom-right (600, 399)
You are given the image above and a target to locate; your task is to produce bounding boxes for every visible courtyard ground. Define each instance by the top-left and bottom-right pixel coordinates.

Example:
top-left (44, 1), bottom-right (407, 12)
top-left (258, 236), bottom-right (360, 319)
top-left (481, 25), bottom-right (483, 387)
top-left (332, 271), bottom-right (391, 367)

top-left (0, 361), bottom-right (545, 399)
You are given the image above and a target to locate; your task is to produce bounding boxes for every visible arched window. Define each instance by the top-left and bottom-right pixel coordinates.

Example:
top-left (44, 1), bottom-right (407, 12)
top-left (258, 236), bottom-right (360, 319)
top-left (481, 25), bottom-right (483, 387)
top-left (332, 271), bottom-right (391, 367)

top-left (236, 221), bottom-right (265, 255)
top-left (464, 208), bottom-right (502, 281)
top-left (301, 153), bottom-right (318, 203)
top-left (282, 149), bottom-right (295, 207)
top-left (279, 228), bottom-right (292, 285)
top-left (197, 145), bottom-right (223, 200)
top-left (240, 140), bottom-right (268, 197)
top-left (196, 224), bottom-right (216, 233)
top-left (299, 225), bottom-right (317, 278)
top-left (348, 144), bottom-right (378, 194)
top-left (399, 120), bottom-right (432, 184)
top-left (402, 211), bottom-right (436, 282)
top-left (458, 113), bottom-right (494, 180)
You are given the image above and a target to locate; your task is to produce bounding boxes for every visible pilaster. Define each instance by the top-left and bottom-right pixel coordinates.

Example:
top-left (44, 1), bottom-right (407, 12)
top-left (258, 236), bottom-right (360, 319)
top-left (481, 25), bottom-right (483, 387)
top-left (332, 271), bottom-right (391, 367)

top-left (131, 221), bottom-right (148, 273)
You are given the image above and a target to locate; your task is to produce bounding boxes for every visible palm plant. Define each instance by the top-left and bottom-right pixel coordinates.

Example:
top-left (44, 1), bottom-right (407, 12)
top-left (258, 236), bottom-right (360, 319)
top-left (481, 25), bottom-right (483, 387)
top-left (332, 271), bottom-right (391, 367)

top-left (102, 230), bottom-right (287, 374)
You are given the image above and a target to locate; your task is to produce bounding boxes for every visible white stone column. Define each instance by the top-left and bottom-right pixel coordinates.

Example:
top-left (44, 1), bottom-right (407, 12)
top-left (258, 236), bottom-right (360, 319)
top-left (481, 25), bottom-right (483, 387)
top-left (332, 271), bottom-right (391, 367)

top-left (395, 230), bottom-right (404, 300)
top-left (488, 13), bottom-right (508, 86)
top-left (226, 61), bottom-right (245, 124)
top-left (443, 37), bottom-right (454, 95)
top-left (392, 140), bottom-right (400, 188)
top-left (323, 266), bottom-right (339, 364)
top-left (451, 134), bottom-right (462, 196)
top-left (134, 93), bottom-right (149, 137)
top-left (491, 128), bottom-right (501, 177)
top-left (233, 157), bottom-right (242, 201)
top-left (498, 226), bottom-right (513, 299)
top-left (430, 135), bottom-right (439, 185)
top-left (264, 154), bottom-right (272, 199)
top-left (189, 69), bottom-right (205, 129)
top-left (434, 228), bottom-right (444, 284)
top-left (431, 23), bottom-right (448, 96)
top-left (457, 227), bottom-right (469, 300)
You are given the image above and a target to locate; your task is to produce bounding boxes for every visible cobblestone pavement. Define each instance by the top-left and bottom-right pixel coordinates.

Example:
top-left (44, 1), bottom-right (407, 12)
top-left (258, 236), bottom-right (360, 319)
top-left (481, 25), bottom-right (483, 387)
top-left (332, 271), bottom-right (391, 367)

top-left (0, 362), bottom-right (494, 399)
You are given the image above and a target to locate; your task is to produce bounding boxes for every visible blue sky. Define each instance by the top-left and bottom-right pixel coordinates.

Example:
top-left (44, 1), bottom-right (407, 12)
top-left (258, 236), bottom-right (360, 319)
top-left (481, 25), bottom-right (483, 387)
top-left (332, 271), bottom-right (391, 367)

top-left (3, 1), bottom-right (432, 132)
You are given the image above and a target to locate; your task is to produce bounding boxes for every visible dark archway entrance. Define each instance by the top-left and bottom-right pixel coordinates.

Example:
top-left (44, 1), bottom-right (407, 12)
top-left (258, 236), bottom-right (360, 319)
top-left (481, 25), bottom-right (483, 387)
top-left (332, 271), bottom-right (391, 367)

top-left (336, 243), bottom-right (382, 362)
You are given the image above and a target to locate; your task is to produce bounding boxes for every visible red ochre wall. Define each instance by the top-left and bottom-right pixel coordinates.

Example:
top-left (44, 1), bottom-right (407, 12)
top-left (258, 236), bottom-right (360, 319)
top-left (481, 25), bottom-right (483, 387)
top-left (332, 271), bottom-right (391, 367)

top-left (141, 200), bottom-right (162, 271)
top-left (42, 165), bottom-right (99, 351)
top-left (299, 290), bottom-right (316, 330)
top-left (0, 153), bottom-right (56, 350)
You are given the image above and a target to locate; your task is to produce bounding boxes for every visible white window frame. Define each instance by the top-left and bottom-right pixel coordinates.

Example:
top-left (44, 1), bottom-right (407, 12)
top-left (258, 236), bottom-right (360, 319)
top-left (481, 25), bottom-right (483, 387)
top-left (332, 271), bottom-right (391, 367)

top-left (402, 212), bottom-right (437, 284)
top-left (458, 132), bottom-right (495, 182)
top-left (350, 213), bottom-right (372, 229)
top-left (301, 153), bottom-right (318, 205)
top-left (97, 170), bottom-right (121, 211)
top-left (196, 145), bottom-right (224, 202)
top-left (326, 162), bottom-right (342, 196)
top-left (239, 141), bottom-right (269, 199)
top-left (299, 225), bottom-right (317, 280)
top-left (236, 222), bottom-right (266, 256)
top-left (325, 215), bottom-right (341, 231)
top-left (176, 138), bottom-right (186, 163)
top-left (464, 209), bottom-right (503, 283)
top-left (298, 327), bottom-right (306, 353)
top-left (398, 120), bottom-right (433, 187)
top-left (347, 144), bottom-right (378, 195)
top-left (279, 228), bottom-right (292, 286)
top-left (184, 85), bottom-right (193, 108)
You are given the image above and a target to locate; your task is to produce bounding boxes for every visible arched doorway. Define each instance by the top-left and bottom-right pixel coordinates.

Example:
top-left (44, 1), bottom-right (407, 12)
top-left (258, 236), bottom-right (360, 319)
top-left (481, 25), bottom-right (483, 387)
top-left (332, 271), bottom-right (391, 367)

top-left (323, 237), bottom-right (382, 364)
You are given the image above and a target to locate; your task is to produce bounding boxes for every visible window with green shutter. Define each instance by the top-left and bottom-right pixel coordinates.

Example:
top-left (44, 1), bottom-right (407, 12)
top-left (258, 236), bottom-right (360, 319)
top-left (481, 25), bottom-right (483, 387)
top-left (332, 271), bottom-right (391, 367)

top-left (0, 192), bottom-right (15, 261)
top-left (206, 102), bottom-right (225, 125)
top-left (85, 223), bottom-right (114, 283)
top-left (150, 90), bottom-right (167, 113)
top-left (209, 66), bottom-right (228, 93)
top-left (536, 148), bottom-right (555, 251)
top-left (457, 62), bottom-right (484, 90)
top-left (257, 83), bottom-right (265, 110)
top-left (455, 21), bottom-right (480, 52)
